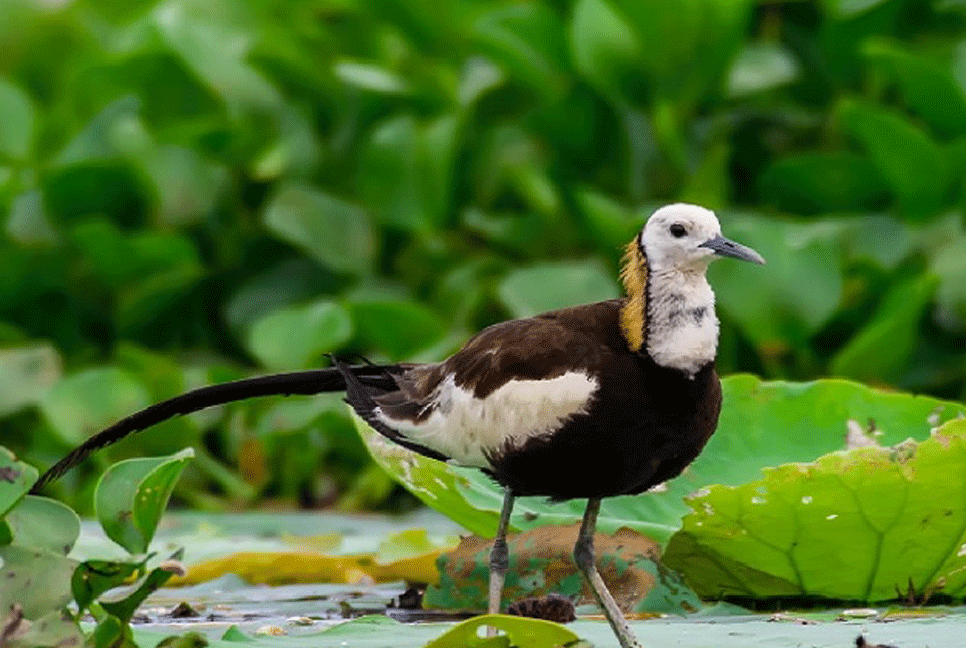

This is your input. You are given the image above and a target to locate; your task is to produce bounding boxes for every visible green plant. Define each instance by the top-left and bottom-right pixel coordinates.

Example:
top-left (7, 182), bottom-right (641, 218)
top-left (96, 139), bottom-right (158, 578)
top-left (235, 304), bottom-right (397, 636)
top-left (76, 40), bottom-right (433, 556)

top-left (0, 446), bottom-right (192, 647)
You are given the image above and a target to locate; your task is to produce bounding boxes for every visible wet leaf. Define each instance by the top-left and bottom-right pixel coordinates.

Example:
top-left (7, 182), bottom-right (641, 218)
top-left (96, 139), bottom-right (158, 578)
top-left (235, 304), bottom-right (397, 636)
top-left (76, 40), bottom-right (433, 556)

top-left (664, 419), bottom-right (966, 602)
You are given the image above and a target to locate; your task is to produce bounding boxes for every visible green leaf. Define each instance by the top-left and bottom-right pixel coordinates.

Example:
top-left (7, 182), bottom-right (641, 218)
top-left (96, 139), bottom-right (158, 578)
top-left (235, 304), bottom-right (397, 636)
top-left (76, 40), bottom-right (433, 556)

top-left (354, 377), bottom-right (966, 544)
top-left (0, 344), bottom-right (60, 416)
top-left (709, 214), bottom-right (844, 350)
top-left (7, 610), bottom-right (82, 648)
top-left (727, 42), bottom-right (800, 97)
top-left (0, 545), bottom-right (76, 619)
top-left (263, 183), bottom-right (375, 275)
top-left (246, 300), bottom-right (353, 370)
top-left (72, 558), bottom-right (142, 614)
top-left (333, 60), bottom-right (409, 94)
top-left (933, 235), bottom-right (966, 327)
top-left (87, 615), bottom-right (137, 648)
top-left (570, 0), bottom-right (751, 106)
top-left (830, 275), bottom-right (939, 382)
top-left (39, 367), bottom-right (150, 445)
top-left (350, 300), bottom-right (447, 360)
top-left (665, 419), bottom-right (966, 602)
top-left (95, 448), bottom-right (194, 554)
top-left (0, 77), bottom-right (34, 160)
top-left (839, 99), bottom-right (951, 217)
top-left (0, 447), bottom-right (37, 518)
top-left (425, 614), bottom-right (579, 648)
top-left (864, 39), bottom-right (966, 138)
top-left (473, 4), bottom-right (570, 101)
top-left (100, 549), bottom-right (184, 622)
top-left (359, 114), bottom-right (461, 232)
top-left (573, 189), bottom-right (638, 251)
top-left (152, 0), bottom-right (280, 113)
top-left (759, 152), bottom-right (890, 215)
top-left (5, 495), bottom-right (79, 555)
top-left (498, 259), bottom-right (619, 319)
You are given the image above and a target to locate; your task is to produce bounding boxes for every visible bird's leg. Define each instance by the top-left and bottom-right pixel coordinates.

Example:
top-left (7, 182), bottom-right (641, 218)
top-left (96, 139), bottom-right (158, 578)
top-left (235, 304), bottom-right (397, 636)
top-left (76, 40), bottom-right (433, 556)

top-left (488, 488), bottom-right (515, 616)
top-left (574, 498), bottom-right (642, 648)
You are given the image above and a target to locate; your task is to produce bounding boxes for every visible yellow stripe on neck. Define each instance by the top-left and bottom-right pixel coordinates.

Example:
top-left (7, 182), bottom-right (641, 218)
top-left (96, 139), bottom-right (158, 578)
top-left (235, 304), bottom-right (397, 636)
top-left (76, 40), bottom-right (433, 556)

top-left (619, 240), bottom-right (648, 352)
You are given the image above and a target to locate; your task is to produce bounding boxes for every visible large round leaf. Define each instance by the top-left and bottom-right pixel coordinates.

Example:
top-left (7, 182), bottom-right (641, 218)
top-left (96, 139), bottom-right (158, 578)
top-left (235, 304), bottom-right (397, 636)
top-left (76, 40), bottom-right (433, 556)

top-left (664, 419), bottom-right (966, 602)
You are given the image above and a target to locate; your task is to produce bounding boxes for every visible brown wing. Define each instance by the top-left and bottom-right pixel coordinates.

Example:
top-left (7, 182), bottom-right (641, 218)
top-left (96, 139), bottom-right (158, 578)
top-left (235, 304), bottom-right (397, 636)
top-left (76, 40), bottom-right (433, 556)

top-left (375, 300), bottom-right (626, 423)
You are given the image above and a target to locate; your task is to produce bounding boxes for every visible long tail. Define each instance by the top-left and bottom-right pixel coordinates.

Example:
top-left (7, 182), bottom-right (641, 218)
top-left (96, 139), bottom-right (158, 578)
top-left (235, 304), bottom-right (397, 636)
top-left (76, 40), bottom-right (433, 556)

top-left (32, 364), bottom-right (401, 491)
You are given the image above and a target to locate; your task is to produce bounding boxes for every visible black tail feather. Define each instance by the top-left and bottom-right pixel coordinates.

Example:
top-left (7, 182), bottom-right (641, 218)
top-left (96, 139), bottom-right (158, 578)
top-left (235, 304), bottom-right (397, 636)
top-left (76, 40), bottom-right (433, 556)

top-left (32, 365), bottom-right (400, 491)
top-left (332, 357), bottom-right (450, 463)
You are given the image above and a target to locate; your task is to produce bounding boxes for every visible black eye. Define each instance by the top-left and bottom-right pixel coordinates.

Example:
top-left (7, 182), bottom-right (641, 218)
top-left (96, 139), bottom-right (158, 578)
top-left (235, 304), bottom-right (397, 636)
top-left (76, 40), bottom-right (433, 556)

top-left (669, 224), bottom-right (687, 238)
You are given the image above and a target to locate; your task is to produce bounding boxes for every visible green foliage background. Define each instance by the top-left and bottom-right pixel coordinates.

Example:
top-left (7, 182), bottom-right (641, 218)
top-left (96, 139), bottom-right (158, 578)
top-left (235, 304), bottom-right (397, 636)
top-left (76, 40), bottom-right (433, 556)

top-left (2, 0), bottom-right (966, 511)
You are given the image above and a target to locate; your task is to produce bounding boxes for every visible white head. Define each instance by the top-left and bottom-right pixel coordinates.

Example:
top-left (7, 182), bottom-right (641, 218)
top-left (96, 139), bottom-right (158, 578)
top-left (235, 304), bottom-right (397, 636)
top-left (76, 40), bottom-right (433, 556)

top-left (640, 203), bottom-right (764, 272)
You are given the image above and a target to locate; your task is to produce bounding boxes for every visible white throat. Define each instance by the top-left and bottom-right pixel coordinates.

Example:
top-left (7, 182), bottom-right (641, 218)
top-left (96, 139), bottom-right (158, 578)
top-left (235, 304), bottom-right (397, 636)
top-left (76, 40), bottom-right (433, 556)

top-left (646, 267), bottom-right (719, 377)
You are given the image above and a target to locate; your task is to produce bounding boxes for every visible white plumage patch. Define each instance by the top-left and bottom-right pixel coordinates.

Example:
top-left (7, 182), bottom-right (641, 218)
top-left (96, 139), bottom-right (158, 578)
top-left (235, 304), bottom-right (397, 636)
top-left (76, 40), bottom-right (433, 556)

top-left (647, 268), bottom-right (719, 378)
top-left (374, 371), bottom-right (599, 468)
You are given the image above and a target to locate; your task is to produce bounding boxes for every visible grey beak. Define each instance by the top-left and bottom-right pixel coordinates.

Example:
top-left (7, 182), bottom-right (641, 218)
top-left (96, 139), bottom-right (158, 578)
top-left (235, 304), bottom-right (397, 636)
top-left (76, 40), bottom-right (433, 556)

top-left (699, 235), bottom-right (765, 265)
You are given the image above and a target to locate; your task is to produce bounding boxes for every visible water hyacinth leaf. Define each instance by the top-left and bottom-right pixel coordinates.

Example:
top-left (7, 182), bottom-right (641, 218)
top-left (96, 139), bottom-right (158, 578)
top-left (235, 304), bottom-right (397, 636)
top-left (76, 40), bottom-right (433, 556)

top-left (7, 609), bottom-right (82, 648)
top-left (709, 215), bottom-right (845, 349)
top-left (664, 419), bottom-right (966, 602)
top-left (0, 545), bottom-right (77, 620)
top-left (570, 0), bottom-right (750, 106)
top-left (246, 300), bottom-right (352, 370)
top-left (39, 367), bottom-right (150, 445)
top-left (838, 99), bottom-right (951, 217)
top-left (498, 260), bottom-right (619, 319)
top-left (426, 614), bottom-right (579, 648)
top-left (863, 39), bottom-right (966, 137)
top-left (727, 41), bottom-right (800, 97)
top-left (333, 60), bottom-right (409, 94)
top-left (0, 77), bottom-right (34, 160)
top-left (152, 0), bottom-right (280, 112)
top-left (830, 275), bottom-right (938, 382)
top-left (0, 344), bottom-right (60, 416)
top-left (933, 235), bottom-right (966, 327)
top-left (72, 558), bottom-right (143, 613)
top-left (353, 377), bottom-right (965, 546)
top-left (759, 152), bottom-right (890, 214)
top-left (473, 3), bottom-right (570, 101)
top-left (95, 449), bottom-right (194, 555)
top-left (263, 183), bottom-right (375, 275)
top-left (350, 300), bottom-right (447, 360)
top-left (100, 549), bottom-right (185, 622)
top-left (5, 495), bottom-right (80, 555)
top-left (0, 448), bottom-right (37, 517)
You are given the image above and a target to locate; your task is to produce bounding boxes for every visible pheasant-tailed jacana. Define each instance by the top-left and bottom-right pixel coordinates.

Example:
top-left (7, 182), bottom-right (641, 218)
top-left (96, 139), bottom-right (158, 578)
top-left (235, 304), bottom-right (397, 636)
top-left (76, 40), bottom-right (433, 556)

top-left (34, 203), bottom-right (764, 648)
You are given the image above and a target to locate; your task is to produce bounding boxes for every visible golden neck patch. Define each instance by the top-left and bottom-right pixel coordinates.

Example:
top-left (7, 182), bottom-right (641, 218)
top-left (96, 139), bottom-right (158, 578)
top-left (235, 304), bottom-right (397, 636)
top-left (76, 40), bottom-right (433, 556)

top-left (619, 240), bottom-right (649, 352)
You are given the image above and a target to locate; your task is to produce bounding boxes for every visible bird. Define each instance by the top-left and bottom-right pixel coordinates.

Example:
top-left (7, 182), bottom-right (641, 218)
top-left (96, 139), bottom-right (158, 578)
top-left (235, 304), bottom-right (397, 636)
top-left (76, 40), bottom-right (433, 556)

top-left (33, 203), bottom-right (764, 648)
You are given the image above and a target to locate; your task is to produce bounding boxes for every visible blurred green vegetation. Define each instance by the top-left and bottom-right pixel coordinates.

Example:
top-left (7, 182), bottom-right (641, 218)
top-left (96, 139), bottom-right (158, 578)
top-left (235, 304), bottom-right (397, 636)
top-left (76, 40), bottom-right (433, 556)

top-left (2, 0), bottom-right (966, 512)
